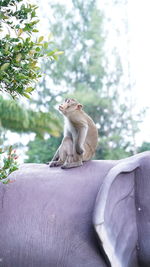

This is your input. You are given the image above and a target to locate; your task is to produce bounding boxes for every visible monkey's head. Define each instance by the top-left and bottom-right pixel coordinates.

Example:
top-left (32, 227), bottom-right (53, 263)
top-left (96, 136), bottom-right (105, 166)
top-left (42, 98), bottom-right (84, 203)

top-left (59, 98), bottom-right (83, 116)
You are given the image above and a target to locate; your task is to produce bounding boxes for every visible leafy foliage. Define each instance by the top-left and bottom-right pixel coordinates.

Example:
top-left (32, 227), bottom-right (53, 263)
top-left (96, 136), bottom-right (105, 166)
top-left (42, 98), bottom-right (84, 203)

top-left (138, 142), bottom-right (150, 153)
top-left (47, 1), bottom-right (105, 90)
top-left (0, 0), bottom-right (63, 98)
top-left (0, 96), bottom-right (62, 136)
top-left (0, 146), bottom-right (18, 182)
top-left (25, 135), bottom-right (62, 163)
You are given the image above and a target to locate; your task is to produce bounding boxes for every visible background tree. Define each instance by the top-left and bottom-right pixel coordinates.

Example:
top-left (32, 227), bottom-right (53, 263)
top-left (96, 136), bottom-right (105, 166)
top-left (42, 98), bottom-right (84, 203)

top-left (26, 0), bottom-right (140, 163)
top-left (0, 96), bottom-right (61, 136)
top-left (25, 135), bottom-right (62, 163)
top-left (138, 142), bottom-right (150, 153)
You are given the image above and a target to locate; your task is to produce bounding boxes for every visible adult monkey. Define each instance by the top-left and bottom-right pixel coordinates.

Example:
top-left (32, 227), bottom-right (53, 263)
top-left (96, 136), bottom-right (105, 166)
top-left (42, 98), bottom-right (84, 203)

top-left (49, 99), bottom-right (98, 169)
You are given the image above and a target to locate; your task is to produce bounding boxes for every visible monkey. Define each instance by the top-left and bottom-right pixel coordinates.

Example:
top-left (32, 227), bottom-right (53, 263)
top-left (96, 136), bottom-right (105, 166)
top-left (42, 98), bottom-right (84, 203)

top-left (49, 98), bottom-right (98, 169)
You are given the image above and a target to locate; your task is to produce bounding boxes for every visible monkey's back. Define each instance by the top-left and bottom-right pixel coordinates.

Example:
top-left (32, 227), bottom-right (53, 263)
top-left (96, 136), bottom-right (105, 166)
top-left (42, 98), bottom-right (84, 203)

top-left (83, 113), bottom-right (98, 160)
top-left (67, 110), bottom-right (98, 161)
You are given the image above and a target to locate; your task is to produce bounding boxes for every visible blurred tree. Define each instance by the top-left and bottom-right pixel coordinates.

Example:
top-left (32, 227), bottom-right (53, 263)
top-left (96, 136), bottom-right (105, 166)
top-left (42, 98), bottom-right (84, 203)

top-left (0, 96), bottom-right (61, 136)
top-left (26, 0), bottom-right (140, 162)
top-left (25, 135), bottom-right (62, 163)
top-left (138, 142), bottom-right (150, 153)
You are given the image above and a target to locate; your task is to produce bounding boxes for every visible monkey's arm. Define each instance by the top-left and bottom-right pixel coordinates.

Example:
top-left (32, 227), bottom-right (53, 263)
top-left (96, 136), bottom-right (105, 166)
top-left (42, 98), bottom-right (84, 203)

top-left (76, 125), bottom-right (88, 155)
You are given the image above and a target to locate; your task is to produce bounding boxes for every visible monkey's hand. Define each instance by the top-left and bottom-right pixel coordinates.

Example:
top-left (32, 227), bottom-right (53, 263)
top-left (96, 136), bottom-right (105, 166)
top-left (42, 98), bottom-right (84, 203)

top-left (76, 144), bottom-right (84, 155)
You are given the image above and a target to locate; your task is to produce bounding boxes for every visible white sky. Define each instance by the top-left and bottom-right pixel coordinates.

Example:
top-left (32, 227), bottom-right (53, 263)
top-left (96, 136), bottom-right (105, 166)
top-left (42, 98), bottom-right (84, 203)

top-left (127, 0), bottom-right (150, 143)
top-left (128, 0), bottom-right (150, 102)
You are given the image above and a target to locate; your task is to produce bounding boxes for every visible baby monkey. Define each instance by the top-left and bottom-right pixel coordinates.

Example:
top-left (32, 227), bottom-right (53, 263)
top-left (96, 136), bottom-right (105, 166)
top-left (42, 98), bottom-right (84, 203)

top-left (49, 98), bottom-right (98, 169)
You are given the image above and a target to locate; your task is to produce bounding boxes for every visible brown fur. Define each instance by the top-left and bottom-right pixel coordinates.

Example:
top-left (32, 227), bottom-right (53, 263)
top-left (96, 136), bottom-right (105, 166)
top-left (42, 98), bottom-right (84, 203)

top-left (49, 99), bottom-right (98, 169)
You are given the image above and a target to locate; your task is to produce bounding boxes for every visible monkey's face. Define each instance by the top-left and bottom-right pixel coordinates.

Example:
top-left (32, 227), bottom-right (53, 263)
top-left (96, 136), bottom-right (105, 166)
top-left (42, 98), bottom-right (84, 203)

top-left (59, 98), bottom-right (82, 116)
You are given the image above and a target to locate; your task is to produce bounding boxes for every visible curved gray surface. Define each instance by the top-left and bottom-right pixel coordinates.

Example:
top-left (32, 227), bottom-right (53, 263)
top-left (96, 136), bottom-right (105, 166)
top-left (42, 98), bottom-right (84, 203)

top-left (1, 152), bottom-right (150, 267)
top-left (0, 160), bottom-right (116, 267)
top-left (93, 151), bottom-right (150, 267)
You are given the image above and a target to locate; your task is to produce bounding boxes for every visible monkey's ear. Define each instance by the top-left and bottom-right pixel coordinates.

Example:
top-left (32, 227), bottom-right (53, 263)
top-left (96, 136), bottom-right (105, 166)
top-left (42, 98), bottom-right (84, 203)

top-left (77, 104), bottom-right (83, 110)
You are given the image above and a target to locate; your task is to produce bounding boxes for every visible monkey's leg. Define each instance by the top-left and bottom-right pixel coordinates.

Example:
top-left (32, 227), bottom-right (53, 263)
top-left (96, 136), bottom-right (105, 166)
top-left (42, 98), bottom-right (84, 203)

top-left (82, 143), bottom-right (94, 161)
top-left (49, 147), bottom-right (61, 167)
top-left (76, 126), bottom-right (88, 155)
top-left (61, 154), bottom-right (83, 169)
top-left (49, 138), bottom-right (70, 167)
top-left (61, 161), bottom-right (83, 169)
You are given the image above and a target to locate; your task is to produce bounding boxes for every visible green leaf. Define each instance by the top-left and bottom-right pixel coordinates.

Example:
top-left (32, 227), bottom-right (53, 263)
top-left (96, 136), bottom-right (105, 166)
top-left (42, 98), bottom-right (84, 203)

top-left (54, 51), bottom-right (64, 55)
top-left (31, 11), bottom-right (36, 18)
top-left (18, 28), bottom-right (23, 36)
top-left (53, 55), bottom-right (58, 60)
top-left (43, 42), bottom-right (49, 49)
top-left (38, 36), bottom-right (44, 42)
top-left (47, 50), bottom-right (57, 56)
top-left (15, 53), bottom-right (22, 62)
top-left (35, 47), bottom-right (41, 52)
top-left (32, 29), bottom-right (39, 32)
top-left (18, 74), bottom-right (28, 79)
top-left (22, 93), bottom-right (31, 99)
top-left (31, 20), bottom-right (40, 26)
top-left (3, 78), bottom-right (9, 83)
top-left (0, 63), bottom-right (10, 71)
top-left (25, 87), bottom-right (34, 93)
top-left (2, 179), bottom-right (10, 184)
top-left (26, 37), bottom-right (31, 42)
top-left (48, 33), bottom-right (54, 40)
